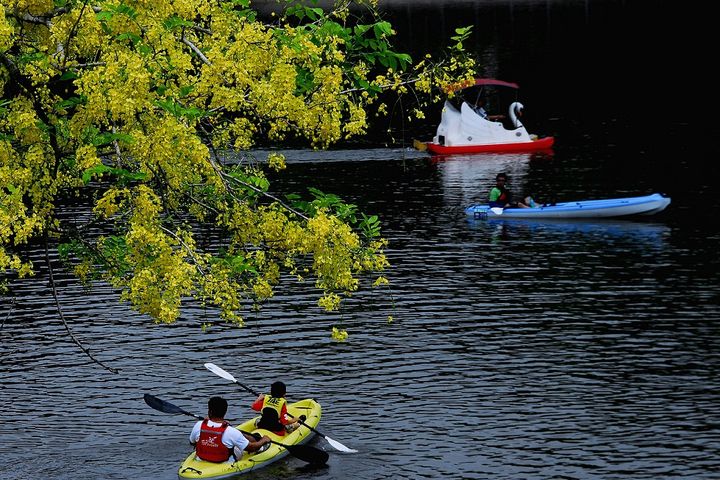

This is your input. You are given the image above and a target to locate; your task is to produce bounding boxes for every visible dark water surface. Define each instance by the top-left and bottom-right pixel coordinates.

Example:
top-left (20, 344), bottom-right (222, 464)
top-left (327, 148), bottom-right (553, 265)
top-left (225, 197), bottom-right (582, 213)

top-left (2, 1), bottom-right (719, 479)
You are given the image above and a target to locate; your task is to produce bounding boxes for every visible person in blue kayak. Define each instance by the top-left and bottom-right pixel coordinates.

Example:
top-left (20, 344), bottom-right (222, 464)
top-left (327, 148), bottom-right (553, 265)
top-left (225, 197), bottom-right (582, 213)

top-left (190, 396), bottom-right (271, 462)
top-left (251, 381), bottom-right (305, 436)
top-left (489, 172), bottom-right (535, 208)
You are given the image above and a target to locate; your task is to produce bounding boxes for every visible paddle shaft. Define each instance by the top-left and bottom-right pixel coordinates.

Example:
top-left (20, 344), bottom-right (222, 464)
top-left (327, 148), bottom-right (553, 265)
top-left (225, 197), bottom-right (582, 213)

top-left (234, 380), bottom-right (259, 397)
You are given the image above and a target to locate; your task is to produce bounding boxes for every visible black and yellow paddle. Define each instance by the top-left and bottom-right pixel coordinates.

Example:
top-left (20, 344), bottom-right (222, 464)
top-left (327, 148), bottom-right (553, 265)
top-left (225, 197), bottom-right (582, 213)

top-left (142, 393), bottom-right (329, 465)
top-left (203, 362), bottom-right (358, 453)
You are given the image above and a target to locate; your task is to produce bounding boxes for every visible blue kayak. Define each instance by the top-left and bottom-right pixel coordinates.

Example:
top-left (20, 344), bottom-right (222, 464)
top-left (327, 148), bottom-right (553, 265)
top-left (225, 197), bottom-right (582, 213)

top-left (465, 193), bottom-right (671, 219)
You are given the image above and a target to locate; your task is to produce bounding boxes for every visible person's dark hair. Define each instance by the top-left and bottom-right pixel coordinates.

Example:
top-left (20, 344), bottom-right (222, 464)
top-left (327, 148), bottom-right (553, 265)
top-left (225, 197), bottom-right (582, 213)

top-left (496, 172), bottom-right (508, 181)
top-left (270, 381), bottom-right (286, 398)
top-left (208, 396), bottom-right (228, 418)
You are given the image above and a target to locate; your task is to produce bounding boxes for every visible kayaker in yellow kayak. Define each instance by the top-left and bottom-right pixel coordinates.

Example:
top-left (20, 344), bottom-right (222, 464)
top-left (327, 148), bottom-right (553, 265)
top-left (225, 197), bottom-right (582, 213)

top-left (189, 396), bottom-right (271, 463)
top-left (251, 381), bottom-right (305, 436)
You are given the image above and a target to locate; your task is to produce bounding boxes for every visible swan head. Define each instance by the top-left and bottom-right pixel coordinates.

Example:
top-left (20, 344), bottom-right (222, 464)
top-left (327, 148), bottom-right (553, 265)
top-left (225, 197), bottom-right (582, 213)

top-left (509, 101), bottom-right (524, 128)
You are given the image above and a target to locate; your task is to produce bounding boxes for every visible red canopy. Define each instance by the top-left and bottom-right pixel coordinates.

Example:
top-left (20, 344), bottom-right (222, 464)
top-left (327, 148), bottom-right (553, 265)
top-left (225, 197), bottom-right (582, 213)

top-left (473, 78), bottom-right (519, 89)
top-left (444, 78), bottom-right (520, 93)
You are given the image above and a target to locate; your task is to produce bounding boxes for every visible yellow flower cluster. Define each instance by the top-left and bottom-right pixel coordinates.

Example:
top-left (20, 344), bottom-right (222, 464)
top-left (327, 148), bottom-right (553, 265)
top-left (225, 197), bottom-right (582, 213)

top-left (331, 326), bottom-right (348, 342)
top-left (0, 5), bottom-right (14, 52)
top-left (9, 0), bottom-right (53, 15)
top-left (267, 153), bottom-right (286, 172)
top-left (0, 0), bottom-right (476, 330)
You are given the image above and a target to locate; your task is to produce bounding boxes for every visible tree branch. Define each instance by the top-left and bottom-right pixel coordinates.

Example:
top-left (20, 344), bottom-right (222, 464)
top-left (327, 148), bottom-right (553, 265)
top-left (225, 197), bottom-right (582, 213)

top-left (158, 225), bottom-right (207, 276)
top-left (181, 35), bottom-right (211, 66)
top-left (15, 13), bottom-right (51, 26)
top-left (220, 171), bottom-right (309, 221)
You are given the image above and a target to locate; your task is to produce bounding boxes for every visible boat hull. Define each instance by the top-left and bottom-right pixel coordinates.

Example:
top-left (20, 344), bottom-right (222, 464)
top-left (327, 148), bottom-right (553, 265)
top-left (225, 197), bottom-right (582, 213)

top-left (426, 136), bottom-right (554, 154)
top-left (465, 193), bottom-right (671, 219)
top-left (178, 399), bottom-right (321, 479)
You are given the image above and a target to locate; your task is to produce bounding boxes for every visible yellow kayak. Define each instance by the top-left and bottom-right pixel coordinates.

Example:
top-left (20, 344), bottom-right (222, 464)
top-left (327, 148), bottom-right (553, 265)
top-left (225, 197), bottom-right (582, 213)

top-left (178, 398), bottom-right (322, 479)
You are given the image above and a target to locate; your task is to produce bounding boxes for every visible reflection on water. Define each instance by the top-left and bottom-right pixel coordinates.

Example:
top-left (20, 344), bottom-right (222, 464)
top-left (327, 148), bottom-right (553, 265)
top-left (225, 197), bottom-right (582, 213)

top-left (245, 147), bottom-right (427, 164)
top-left (432, 151), bottom-right (553, 206)
top-left (469, 217), bottom-right (672, 250)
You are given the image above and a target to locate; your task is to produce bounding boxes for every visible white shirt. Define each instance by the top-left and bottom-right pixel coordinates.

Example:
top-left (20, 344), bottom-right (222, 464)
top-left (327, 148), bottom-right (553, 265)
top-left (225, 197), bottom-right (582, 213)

top-left (190, 420), bottom-right (249, 461)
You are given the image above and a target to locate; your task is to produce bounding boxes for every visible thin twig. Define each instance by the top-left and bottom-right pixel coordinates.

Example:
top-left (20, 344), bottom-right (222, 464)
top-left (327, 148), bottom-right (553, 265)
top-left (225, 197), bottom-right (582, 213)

top-left (220, 171), bottom-right (309, 221)
top-left (62, 1), bottom-right (89, 70)
top-left (1, 297), bottom-right (15, 330)
top-left (72, 61), bottom-right (106, 69)
top-left (186, 192), bottom-right (221, 215)
top-left (338, 77), bottom-right (420, 96)
top-left (192, 25), bottom-right (212, 35)
top-left (44, 239), bottom-right (119, 374)
top-left (111, 123), bottom-right (125, 168)
top-left (158, 225), bottom-right (207, 276)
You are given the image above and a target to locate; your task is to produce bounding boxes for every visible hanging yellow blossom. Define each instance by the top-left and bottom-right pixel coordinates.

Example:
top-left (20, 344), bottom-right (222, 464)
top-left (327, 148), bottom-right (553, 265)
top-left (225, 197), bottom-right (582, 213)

top-left (0, 0), bottom-right (475, 327)
top-left (331, 327), bottom-right (349, 342)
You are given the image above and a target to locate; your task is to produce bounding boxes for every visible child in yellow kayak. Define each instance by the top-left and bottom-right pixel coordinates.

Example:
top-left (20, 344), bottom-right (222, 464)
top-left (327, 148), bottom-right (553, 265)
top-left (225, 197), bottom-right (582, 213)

top-left (251, 381), bottom-right (306, 436)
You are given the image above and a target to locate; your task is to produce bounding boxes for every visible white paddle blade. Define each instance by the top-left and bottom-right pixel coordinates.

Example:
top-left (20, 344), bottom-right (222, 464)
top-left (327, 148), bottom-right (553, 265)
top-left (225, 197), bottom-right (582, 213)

top-left (490, 207), bottom-right (504, 215)
top-left (325, 436), bottom-right (358, 453)
top-left (204, 362), bottom-right (237, 383)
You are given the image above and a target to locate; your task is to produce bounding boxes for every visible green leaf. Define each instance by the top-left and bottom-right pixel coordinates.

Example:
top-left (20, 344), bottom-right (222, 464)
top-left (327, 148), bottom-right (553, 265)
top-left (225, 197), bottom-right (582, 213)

top-left (179, 85), bottom-right (195, 97)
top-left (163, 15), bottom-right (193, 31)
top-left (59, 71), bottom-right (78, 81)
top-left (56, 96), bottom-right (86, 109)
top-left (395, 53), bottom-right (412, 70)
top-left (155, 98), bottom-right (207, 121)
top-left (91, 132), bottom-right (135, 147)
top-left (319, 21), bottom-right (348, 39)
top-left (244, 174), bottom-right (269, 191)
top-left (451, 25), bottom-right (473, 51)
top-left (295, 67), bottom-right (314, 94)
top-left (354, 24), bottom-right (372, 36)
top-left (359, 213), bottom-right (381, 238)
top-left (373, 22), bottom-right (393, 39)
top-left (115, 4), bottom-right (138, 19)
top-left (81, 164), bottom-right (147, 185)
top-left (18, 52), bottom-right (45, 66)
top-left (215, 253), bottom-right (257, 275)
top-left (96, 11), bottom-right (113, 22)
top-left (306, 7), bottom-right (323, 21)
top-left (116, 32), bottom-right (142, 45)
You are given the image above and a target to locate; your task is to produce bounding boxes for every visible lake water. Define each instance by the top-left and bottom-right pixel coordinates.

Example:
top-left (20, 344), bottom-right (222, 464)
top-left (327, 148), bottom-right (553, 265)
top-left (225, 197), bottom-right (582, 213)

top-left (2, 1), bottom-right (719, 479)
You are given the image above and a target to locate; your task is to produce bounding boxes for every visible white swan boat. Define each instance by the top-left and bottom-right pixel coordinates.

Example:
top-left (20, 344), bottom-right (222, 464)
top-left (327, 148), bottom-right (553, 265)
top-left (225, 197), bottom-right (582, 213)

top-left (419, 78), bottom-right (554, 155)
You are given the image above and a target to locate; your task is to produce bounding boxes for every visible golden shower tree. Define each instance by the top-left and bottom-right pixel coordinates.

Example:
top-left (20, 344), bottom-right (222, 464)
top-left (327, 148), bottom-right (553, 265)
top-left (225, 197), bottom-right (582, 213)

top-left (0, 0), bottom-right (474, 336)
